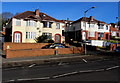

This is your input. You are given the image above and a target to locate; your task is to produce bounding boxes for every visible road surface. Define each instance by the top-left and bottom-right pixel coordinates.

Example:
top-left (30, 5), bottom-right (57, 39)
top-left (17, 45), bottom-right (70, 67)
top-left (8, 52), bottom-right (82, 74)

top-left (2, 56), bottom-right (120, 82)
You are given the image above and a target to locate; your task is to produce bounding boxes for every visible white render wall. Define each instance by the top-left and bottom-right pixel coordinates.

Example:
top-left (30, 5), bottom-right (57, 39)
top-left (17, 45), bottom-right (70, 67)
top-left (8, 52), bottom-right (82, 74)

top-left (12, 18), bottom-right (65, 43)
top-left (66, 21), bottom-right (110, 33)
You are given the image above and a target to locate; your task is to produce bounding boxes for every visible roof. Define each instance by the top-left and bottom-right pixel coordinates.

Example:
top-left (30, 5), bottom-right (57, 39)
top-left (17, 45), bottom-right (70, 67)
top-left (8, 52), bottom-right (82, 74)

top-left (110, 26), bottom-right (119, 31)
top-left (72, 16), bottom-right (106, 24)
top-left (13, 11), bottom-right (64, 23)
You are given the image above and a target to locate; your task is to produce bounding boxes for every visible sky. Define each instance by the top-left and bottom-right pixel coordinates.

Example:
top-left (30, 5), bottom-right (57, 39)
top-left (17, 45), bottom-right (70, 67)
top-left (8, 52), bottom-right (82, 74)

top-left (2, 2), bottom-right (119, 24)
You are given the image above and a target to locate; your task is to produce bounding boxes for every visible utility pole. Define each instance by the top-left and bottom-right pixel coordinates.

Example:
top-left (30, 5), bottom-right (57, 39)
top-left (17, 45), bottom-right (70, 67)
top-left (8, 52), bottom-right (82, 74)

top-left (84, 6), bottom-right (96, 55)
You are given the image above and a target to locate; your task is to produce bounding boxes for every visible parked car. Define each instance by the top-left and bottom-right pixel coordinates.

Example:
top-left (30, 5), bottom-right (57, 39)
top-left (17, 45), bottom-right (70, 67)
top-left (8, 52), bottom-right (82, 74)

top-left (41, 43), bottom-right (69, 49)
top-left (114, 46), bottom-right (120, 53)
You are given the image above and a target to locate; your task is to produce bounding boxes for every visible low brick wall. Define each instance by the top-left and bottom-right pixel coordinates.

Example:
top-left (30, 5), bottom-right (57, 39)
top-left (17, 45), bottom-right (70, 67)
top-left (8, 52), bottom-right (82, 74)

top-left (109, 44), bottom-right (120, 51)
top-left (6, 47), bottom-right (83, 58)
top-left (3, 42), bottom-right (49, 51)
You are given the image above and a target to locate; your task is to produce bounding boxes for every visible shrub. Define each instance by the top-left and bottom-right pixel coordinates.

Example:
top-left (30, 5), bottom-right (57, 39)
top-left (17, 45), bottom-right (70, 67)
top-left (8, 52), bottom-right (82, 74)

top-left (35, 35), bottom-right (48, 43)
top-left (48, 39), bottom-right (54, 43)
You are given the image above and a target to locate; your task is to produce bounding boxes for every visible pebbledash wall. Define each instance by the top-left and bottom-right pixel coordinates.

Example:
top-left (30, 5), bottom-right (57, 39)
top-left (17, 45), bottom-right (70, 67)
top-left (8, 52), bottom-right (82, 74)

top-left (3, 42), bottom-right (83, 58)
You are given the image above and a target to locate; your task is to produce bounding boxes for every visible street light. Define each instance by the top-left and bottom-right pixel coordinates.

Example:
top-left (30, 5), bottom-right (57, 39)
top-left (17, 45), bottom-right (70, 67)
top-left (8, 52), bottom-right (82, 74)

top-left (84, 6), bottom-right (96, 55)
top-left (116, 17), bottom-right (120, 47)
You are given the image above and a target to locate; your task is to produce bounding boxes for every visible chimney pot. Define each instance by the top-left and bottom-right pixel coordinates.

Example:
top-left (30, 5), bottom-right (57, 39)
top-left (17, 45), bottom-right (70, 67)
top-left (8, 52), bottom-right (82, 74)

top-left (35, 9), bottom-right (39, 16)
top-left (90, 16), bottom-right (94, 21)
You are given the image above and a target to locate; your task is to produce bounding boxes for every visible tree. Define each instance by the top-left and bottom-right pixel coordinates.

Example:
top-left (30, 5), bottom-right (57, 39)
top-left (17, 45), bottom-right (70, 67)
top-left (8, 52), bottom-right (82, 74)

top-left (2, 12), bottom-right (14, 21)
top-left (0, 12), bottom-right (14, 31)
top-left (35, 35), bottom-right (48, 43)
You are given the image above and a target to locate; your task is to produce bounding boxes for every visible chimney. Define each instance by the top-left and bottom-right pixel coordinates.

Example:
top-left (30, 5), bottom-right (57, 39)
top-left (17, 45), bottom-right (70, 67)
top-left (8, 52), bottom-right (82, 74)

top-left (90, 16), bottom-right (94, 21)
top-left (35, 9), bottom-right (39, 16)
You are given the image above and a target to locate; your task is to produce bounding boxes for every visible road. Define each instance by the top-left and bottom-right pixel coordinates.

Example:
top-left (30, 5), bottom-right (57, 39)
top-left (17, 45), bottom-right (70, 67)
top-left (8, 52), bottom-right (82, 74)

top-left (2, 56), bottom-right (120, 82)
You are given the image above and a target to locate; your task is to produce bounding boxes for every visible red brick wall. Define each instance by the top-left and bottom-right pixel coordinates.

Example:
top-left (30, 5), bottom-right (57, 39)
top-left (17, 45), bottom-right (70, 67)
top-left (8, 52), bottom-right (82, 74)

top-left (101, 32), bottom-right (110, 40)
top-left (110, 44), bottom-right (117, 51)
top-left (3, 42), bottom-right (49, 51)
top-left (6, 47), bottom-right (84, 58)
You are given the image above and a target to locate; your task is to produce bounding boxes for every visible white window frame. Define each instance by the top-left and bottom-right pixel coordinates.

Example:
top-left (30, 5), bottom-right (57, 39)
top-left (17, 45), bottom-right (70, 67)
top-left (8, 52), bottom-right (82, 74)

top-left (89, 32), bottom-right (95, 37)
top-left (56, 23), bottom-right (60, 29)
top-left (16, 19), bottom-right (21, 26)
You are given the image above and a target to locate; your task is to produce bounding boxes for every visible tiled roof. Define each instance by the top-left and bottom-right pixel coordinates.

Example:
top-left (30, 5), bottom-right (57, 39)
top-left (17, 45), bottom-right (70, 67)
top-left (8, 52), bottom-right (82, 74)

top-left (13, 11), bottom-right (64, 23)
top-left (72, 17), bottom-right (106, 24)
top-left (110, 26), bottom-right (119, 31)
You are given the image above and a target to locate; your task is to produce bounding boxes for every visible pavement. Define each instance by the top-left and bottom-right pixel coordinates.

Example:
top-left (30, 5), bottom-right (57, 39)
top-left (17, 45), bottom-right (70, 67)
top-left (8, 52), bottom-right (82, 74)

top-left (2, 50), bottom-right (115, 68)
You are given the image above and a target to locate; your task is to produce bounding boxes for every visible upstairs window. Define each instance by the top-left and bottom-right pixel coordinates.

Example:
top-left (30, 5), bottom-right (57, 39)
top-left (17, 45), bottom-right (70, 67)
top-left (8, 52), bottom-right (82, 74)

top-left (98, 24), bottom-right (104, 29)
top-left (56, 23), bottom-right (60, 29)
top-left (89, 24), bottom-right (94, 28)
top-left (43, 21), bottom-right (52, 28)
top-left (106, 25), bottom-right (108, 30)
top-left (16, 19), bottom-right (21, 26)
top-left (62, 30), bottom-right (65, 36)
top-left (26, 20), bottom-right (37, 27)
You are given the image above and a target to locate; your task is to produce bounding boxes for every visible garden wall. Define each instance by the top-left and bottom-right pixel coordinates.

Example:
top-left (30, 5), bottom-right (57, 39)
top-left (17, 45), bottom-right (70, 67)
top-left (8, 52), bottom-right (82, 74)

top-left (3, 42), bottom-right (49, 51)
top-left (6, 47), bottom-right (83, 58)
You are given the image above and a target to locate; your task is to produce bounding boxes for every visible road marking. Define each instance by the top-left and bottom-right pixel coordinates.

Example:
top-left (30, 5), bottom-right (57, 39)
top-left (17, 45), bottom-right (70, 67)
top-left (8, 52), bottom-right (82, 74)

top-left (106, 66), bottom-right (119, 70)
top-left (13, 77), bottom-right (50, 81)
top-left (5, 65), bottom-right (120, 82)
top-left (79, 70), bottom-right (94, 73)
top-left (82, 59), bottom-right (87, 63)
top-left (4, 68), bottom-right (18, 71)
top-left (95, 69), bottom-right (104, 72)
top-left (53, 71), bottom-right (78, 78)
top-left (9, 80), bottom-right (15, 82)
top-left (58, 62), bottom-right (69, 66)
top-left (29, 64), bottom-right (36, 68)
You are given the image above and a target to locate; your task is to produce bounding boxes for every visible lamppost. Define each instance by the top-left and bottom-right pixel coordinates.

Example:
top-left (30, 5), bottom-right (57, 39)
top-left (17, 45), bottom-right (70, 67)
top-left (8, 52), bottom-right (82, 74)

top-left (84, 6), bottom-right (96, 55)
top-left (116, 17), bottom-right (120, 47)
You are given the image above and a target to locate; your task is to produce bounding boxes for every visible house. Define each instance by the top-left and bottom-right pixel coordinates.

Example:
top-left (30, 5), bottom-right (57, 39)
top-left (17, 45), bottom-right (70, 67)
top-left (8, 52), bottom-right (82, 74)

top-left (5, 9), bottom-right (65, 43)
top-left (110, 26), bottom-right (120, 39)
top-left (65, 16), bottom-right (111, 43)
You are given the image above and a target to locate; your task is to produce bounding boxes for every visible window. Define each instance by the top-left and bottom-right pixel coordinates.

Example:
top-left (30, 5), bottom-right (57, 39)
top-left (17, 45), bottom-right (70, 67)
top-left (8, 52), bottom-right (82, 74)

top-left (26, 20), bottom-right (37, 27)
top-left (43, 21), bottom-right (52, 28)
top-left (43, 33), bottom-right (52, 39)
top-left (16, 19), bottom-right (21, 26)
top-left (89, 32), bottom-right (95, 37)
top-left (98, 33), bottom-right (104, 37)
top-left (26, 32), bottom-right (28, 39)
top-left (106, 25), bottom-right (108, 30)
top-left (26, 32), bottom-right (36, 39)
top-left (83, 22), bottom-right (86, 27)
top-left (98, 24), bottom-right (104, 29)
top-left (62, 30), bottom-right (65, 36)
top-left (89, 24), bottom-right (94, 28)
top-left (56, 23), bottom-right (60, 29)
top-left (112, 32), bottom-right (116, 36)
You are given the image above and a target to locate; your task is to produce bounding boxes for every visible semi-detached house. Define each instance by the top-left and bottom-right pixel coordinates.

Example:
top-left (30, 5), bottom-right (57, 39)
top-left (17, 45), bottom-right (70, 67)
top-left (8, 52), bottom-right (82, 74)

top-left (5, 9), bottom-right (65, 43)
top-left (65, 16), bottom-right (111, 42)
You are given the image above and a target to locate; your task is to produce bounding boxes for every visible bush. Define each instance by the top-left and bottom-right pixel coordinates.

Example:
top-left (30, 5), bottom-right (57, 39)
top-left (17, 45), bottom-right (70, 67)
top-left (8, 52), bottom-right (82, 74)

top-left (48, 39), bottom-right (54, 43)
top-left (35, 35), bottom-right (48, 43)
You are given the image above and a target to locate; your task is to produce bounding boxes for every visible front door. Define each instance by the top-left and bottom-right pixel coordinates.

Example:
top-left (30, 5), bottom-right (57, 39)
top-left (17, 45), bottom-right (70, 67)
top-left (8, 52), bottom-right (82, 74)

top-left (55, 34), bottom-right (61, 43)
top-left (14, 33), bottom-right (21, 43)
top-left (82, 32), bottom-right (86, 40)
